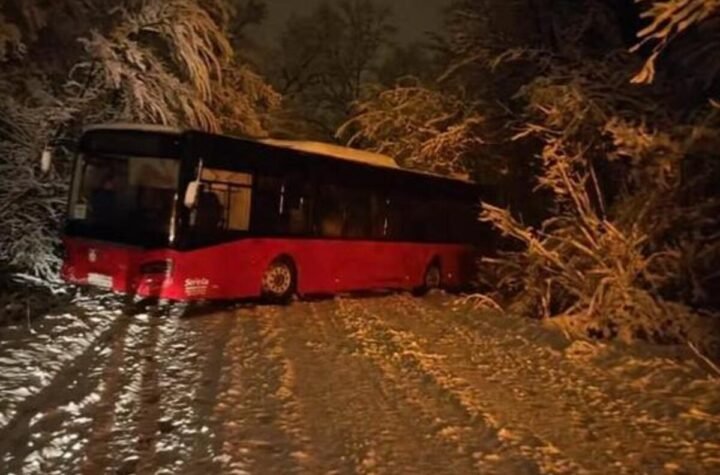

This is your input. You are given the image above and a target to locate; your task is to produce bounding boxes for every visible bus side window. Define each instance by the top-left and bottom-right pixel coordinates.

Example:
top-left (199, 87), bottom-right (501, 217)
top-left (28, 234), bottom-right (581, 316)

top-left (227, 186), bottom-right (252, 231)
top-left (252, 176), bottom-right (283, 234)
top-left (252, 175), bottom-right (311, 235)
top-left (285, 180), bottom-right (312, 235)
top-left (448, 200), bottom-right (478, 243)
top-left (196, 169), bottom-right (253, 234)
top-left (384, 195), bottom-right (405, 241)
top-left (428, 198), bottom-right (450, 242)
top-left (344, 188), bottom-right (372, 239)
top-left (316, 184), bottom-right (344, 238)
top-left (400, 194), bottom-right (425, 242)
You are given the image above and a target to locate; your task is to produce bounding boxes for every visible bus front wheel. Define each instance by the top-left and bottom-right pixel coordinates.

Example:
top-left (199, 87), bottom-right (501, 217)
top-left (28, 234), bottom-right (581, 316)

top-left (261, 258), bottom-right (296, 303)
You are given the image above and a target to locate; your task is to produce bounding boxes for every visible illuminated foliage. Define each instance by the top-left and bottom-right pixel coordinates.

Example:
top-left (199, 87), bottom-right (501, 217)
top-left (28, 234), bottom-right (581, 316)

top-left (338, 81), bottom-right (484, 176)
top-left (0, 12), bottom-right (21, 61)
top-left (70, 0), bottom-right (279, 133)
top-left (631, 0), bottom-right (720, 85)
top-left (468, 1), bottom-right (720, 351)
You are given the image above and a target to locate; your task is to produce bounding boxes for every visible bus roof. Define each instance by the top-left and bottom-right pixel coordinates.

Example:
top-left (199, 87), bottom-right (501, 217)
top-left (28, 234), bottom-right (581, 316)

top-left (260, 139), bottom-right (400, 169)
top-left (257, 138), bottom-right (472, 185)
top-left (83, 123), bottom-right (183, 134)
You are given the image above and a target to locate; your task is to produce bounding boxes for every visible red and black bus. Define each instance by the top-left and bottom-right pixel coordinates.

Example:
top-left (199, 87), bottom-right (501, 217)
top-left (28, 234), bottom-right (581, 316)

top-left (61, 124), bottom-right (488, 301)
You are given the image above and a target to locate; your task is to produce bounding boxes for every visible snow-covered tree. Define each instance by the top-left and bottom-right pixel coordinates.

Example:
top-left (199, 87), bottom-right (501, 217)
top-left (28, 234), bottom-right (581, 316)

top-left (338, 81), bottom-right (484, 177)
top-left (71, 0), bottom-right (279, 133)
top-left (449, 0), bottom-right (720, 349)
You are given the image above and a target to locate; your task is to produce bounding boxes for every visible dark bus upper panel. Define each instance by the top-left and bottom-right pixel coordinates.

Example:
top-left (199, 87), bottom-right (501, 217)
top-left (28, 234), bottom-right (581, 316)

top-left (79, 127), bottom-right (183, 159)
top-left (185, 131), bottom-right (483, 202)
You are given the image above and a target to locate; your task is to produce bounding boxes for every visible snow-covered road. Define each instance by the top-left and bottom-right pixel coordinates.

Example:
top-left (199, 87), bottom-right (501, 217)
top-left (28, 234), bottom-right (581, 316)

top-left (0, 293), bottom-right (718, 474)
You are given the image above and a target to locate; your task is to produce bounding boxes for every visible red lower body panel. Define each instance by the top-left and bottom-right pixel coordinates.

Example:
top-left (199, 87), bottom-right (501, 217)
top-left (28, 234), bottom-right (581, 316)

top-left (62, 237), bottom-right (476, 301)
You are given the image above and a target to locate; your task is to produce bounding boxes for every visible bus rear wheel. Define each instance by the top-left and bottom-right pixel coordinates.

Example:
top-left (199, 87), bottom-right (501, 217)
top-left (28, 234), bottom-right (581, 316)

top-left (416, 262), bottom-right (442, 295)
top-left (261, 258), bottom-right (296, 303)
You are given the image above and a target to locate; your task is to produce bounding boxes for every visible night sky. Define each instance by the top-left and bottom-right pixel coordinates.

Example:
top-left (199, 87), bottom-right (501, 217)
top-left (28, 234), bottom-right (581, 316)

top-left (249, 0), bottom-right (450, 45)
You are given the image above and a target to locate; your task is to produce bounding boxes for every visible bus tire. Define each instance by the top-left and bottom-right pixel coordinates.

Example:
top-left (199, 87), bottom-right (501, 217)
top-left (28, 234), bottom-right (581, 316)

top-left (417, 260), bottom-right (442, 295)
top-left (261, 257), bottom-right (296, 303)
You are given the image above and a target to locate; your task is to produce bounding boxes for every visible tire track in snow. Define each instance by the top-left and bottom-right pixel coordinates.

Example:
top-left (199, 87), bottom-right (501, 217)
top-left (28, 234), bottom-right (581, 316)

top-left (337, 294), bottom-right (540, 475)
top-left (211, 305), bottom-right (303, 474)
top-left (276, 298), bottom-right (480, 475)
top-left (419, 295), bottom-right (720, 472)
top-left (80, 314), bottom-right (154, 474)
top-left (332, 297), bottom-right (508, 473)
top-left (337, 296), bottom-right (575, 475)
top-left (255, 305), bottom-right (318, 474)
top-left (180, 307), bottom-right (239, 473)
top-left (130, 311), bottom-right (164, 474)
top-left (274, 300), bottom-right (368, 474)
top-left (276, 300), bottom-right (396, 475)
top-left (390, 294), bottom-right (720, 474)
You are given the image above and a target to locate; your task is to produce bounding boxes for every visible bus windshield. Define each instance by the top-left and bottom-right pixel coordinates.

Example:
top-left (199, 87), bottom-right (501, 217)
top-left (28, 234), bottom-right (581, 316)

top-left (66, 154), bottom-right (180, 247)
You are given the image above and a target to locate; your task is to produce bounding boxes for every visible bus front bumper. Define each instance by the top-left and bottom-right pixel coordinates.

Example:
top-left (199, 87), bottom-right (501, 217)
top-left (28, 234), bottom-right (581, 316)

top-left (61, 238), bottom-right (185, 300)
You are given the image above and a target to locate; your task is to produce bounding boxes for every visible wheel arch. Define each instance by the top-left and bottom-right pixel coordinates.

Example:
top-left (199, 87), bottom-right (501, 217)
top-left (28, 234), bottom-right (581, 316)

top-left (417, 254), bottom-right (442, 289)
top-left (427, 254), bottom-right (442, 269)
top-left (425, 254), bottom-right (442, 280)
top-left (273, 253), bottom-right (298, 277)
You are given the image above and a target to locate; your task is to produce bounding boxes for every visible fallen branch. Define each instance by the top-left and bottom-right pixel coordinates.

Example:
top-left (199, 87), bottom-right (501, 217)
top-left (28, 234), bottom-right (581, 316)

top-left (688, 341), bottom-right (720, 380)
top-left (455, 293), bottom-right (504, 312)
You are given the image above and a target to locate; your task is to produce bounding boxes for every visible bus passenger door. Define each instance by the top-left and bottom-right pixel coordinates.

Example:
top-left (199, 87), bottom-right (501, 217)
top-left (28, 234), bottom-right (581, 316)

top-left (368, 193), bottom-right (406, 288)
top-left (341, 187), bottom-right (378, 290)
top-left (313, 184), bottom-right (355, 291)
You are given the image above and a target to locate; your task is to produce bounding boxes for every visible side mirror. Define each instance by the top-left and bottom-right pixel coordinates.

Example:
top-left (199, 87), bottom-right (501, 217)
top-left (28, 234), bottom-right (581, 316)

top-left (40, 147), bottom-right (53, 173)
top-left (184, 181), bottom-right (200, 208)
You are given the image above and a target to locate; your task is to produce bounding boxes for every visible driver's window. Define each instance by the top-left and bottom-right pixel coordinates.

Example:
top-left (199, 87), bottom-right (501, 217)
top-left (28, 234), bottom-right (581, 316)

top-left (194, 183), bottom-right (228, 233)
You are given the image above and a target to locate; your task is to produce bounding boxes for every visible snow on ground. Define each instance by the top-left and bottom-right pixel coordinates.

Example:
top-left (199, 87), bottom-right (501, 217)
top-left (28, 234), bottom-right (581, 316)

top-left (0, 294), bottom-right (122, 432)
top-left (150, 305), bottom-right (230, 474)
top-left (0, 292), bottom-right (718, 474)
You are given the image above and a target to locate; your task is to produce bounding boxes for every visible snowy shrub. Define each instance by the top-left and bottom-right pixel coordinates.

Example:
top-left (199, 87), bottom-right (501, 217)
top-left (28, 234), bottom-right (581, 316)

top-left (480, 143), bottom-right (718, 353)
top-left (0, 80), bottom-right (74, 277)
top-left (338, 80), bottom-right (484, 176)
top-left (482, 62), bottom-right (719, 354)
